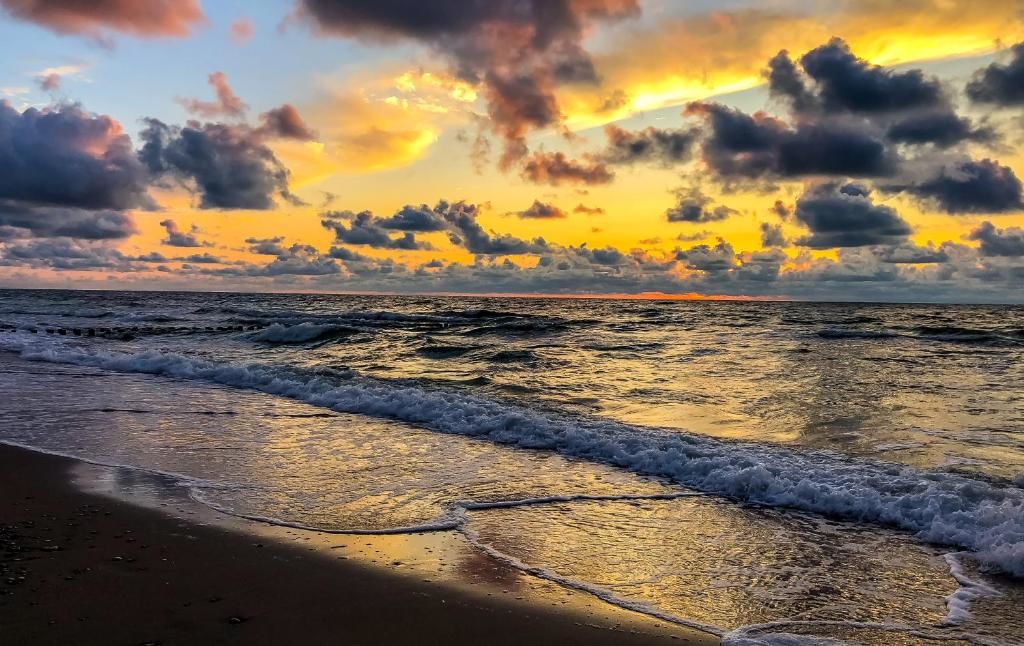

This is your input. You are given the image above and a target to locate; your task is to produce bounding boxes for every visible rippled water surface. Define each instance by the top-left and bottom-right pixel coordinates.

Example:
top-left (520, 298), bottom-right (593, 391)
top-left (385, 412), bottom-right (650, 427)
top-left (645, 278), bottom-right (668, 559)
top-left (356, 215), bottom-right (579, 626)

top-left (1, 289), bottom-right (1022, 644)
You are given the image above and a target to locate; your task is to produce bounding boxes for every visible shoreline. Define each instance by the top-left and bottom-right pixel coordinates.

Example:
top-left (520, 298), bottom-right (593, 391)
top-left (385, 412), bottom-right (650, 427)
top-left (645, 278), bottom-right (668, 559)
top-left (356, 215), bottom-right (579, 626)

top-left (0, 442), bottom-right (718, 645)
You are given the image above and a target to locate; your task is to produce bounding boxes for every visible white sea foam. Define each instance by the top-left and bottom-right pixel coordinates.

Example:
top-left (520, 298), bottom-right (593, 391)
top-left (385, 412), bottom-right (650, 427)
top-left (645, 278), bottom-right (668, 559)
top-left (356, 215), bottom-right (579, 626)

top-left (251, 322), bottom-right (356, 344)
top-left (942, 553), bottom-right (1001, 626)
top-left (2, 333), bottom-right (1023, 580)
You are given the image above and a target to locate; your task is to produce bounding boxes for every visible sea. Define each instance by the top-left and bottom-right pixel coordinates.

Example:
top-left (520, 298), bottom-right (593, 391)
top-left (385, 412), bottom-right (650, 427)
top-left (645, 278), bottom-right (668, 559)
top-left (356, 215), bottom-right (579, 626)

top-left (0, 289), bottom-right (1022, 645)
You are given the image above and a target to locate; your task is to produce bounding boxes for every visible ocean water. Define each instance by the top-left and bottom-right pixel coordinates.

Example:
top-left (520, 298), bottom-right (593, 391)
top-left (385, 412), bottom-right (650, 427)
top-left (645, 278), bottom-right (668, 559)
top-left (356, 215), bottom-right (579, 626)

top-left (1, 289), bottom-right (1022, 645)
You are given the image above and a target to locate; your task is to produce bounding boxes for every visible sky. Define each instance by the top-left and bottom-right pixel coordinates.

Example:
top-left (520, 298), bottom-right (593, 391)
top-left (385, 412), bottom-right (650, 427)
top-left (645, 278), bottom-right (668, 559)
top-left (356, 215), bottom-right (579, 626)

top-left (1, 0), bottom-right (1023, 302)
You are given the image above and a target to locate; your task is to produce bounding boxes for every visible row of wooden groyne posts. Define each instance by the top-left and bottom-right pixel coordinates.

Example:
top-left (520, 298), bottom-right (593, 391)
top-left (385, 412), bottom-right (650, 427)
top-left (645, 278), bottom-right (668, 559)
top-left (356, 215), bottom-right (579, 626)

top-left (0, 322), bottom-right (266, 340)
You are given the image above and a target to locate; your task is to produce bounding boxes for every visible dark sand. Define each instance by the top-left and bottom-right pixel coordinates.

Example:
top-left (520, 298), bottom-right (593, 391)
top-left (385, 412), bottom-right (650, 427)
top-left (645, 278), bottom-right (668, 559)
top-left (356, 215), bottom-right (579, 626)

top-left (0, 443), bottom-right (717, 645)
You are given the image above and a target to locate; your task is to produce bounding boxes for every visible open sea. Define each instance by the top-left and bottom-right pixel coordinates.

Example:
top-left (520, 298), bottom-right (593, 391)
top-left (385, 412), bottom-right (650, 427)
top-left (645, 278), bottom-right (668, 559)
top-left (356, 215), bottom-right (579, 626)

top-left (1, 289), bottom-right (1022, 645)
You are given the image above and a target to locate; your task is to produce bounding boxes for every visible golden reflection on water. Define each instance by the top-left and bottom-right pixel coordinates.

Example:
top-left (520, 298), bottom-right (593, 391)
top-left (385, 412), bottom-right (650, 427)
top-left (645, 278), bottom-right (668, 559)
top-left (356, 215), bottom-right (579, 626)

top-left (465, 497), bottom-right (1024, 644)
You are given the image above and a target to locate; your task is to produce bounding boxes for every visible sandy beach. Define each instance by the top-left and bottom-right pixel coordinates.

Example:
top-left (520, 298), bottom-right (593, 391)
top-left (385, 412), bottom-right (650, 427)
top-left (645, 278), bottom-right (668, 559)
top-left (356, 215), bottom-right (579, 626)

top-left (0, 442), bottom-right (717, 645)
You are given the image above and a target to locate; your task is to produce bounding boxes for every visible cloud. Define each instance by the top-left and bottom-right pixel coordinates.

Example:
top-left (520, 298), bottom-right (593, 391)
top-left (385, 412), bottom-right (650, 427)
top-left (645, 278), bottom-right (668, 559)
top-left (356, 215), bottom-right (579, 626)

top-left (321, 200), bottom-right (551, 255)
top-left (158, 219), bottom-right (209, 247)
top-left (230, 17), bottom-right (254, 45)
top-left (321, 210), bottom-right (433, 250)
top-left (180, 252), bottom-right (221, 264)
top-left (214, 243), bottom-right (341, 277)
top-left (516, 200), bottom-right (566, 219)
top-left (794, 182), bottom-right (912, 249)
top-left (602, 124), bottom-right (699, 165)
top-left (295, 0), bottom-right (640, 167)
top-left (176, 72), bottom-right (248, 119)
top-left (685, 101), bottom-right (895, 179)
top-left (875, 243), bottom-right (949, 264)
top-left (771, 200), bottom-right (791, 219)
top-left (675, 239), bottom-right (736, 272)
top-left (0, 102), bottom-right (152, 211)
top-left (904, 159), bottom-right (1024, 214)
top-left (0, 0), bottom-right (203, 40)
top-left (967, 43), bottom-right (1024, 107)
top-left (967, 221), bottom-right (1024, 257)
top-left (682, 38), bottom-right (1000, 197)
top-left (305, 86), bottom-right (441, 173)
top-left (573, 203), bottom-right (604, 215)
top-left (439, 200), bottom-right (551, 255)
top-left (519, 151), bottom-right (614, 186)
top-left (37, 73), bottom-right (61, 92)
top-left (374, 204), bottom-right (449, 232)
top-left (579, 0), bottom-right (1019, 122)
top-left (245, 236), bottom-right (288, 256)
top-left (139, 118), bottom-right (295, 210)
top-left (0, 238), bottom-right (129, 269)
top-left (0, 202), bottom-right (136, 240)
top-left (774, 38), bottom-right (946, 114)
top-left (885, 112), bottom-right (993, 148)
top-left (665, 188), bottom-right (737, 223)
top-left (252, 244), bottom-right (341, 276)
top-left (760, 222), bottom-right (786, 247)
top-left (257, 104), bottom-right (316, 141)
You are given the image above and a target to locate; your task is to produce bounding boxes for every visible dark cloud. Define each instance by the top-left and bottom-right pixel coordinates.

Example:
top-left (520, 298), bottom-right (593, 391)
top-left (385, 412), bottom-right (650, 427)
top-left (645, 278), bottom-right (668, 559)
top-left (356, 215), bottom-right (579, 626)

top-left (516, 200), bottom-right (566, 219)
top-left (0, 0), bottom-right (204, 39)
top-left (327, 245), bottom-right (373, 262)
top-left (0, 202), bottom-right (136, 240)
top-left (602, 124), bottom-right (699, 165)
top-left (177, 72), bottom-right (248, 119)
top-left (375, 204), bottom-right (449, 231)
top-left (771, 200), bottom-right (791, 219)
top-left (760, 222), bottom-right (786, 247)
top-left (665, 188), bottom-right (737, 223)
top-left (966, 43), bottom-right (1024, 107)
top-left (216, 243), bottom-right (341, 276)
top-left (967, 221), bottom-right (1024, 257)
top-left (766, 50), bottom-right (816, 112)
top-left (257, 104), bottom-right (317, 141)
top-left (685, 102), bottom-right (896, 179)
top-left (139, 118), bottom-right (294, 210)
top-left (319, 200), bottom-right (546, 255)
top-left (676, 230), bottom-right (711, 243)
top-left (158, 219), bottom-right (208, 247)
top-left (573, 203), bottom-right (604, 215)
top-left (735, 248), bottom-right (787, 282)
top-left (875, 243), bottom-right (949, 264)
top-left (777, 38), bottom-right (946, 114)
top-left (886, 111), bottom-right (993, 148)
top-left (484, 72), bottom-right (562, 169)
top-left (572, 245), bottom-right (628, 266)
top-left (245, 236), bottom-right (288, 255)
top-left (180, 252), bottom-right (222, 264)
top-left (794, 182), bottom-right (912, 248)
top-left (0, 101), bottom-right (152, 211)
top-left (439, 200), bottom-right (551, 255)
top-left (321, 210), bottom-right (433, 249)
top-left (0, 238), bottom-right (129, 270)
top-left (295, 0), bottom-right (640, 167)
top-left (904, 159), bottom-right (1023, 214)
top-left (675, 239), bottom-right (736, 272)
top-left (519, 151), bottom-right (614, 186)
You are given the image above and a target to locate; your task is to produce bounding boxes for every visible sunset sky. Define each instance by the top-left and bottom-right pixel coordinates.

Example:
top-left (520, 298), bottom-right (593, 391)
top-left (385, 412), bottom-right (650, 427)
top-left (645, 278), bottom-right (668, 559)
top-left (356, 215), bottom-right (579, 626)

top-left (1, 0), bottom-right (1023, 301)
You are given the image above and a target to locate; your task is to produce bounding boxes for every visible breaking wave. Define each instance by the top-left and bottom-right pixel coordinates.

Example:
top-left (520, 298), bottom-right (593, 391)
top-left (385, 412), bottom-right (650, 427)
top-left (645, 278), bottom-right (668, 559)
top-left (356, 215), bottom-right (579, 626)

top-left (817, 326), bottom-right (1024, 346)
top-left (251, 322), bottom-right (360, 344)
top-left (2, 332), bottom-right (1022, 579)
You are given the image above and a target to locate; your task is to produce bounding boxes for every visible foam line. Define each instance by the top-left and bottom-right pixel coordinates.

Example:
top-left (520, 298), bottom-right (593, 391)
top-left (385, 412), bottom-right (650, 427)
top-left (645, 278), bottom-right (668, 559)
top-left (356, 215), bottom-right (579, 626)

top-left (942, 552), bottom-right (1001, 626)
top-left (2, 335), bottom-right (1022, 579)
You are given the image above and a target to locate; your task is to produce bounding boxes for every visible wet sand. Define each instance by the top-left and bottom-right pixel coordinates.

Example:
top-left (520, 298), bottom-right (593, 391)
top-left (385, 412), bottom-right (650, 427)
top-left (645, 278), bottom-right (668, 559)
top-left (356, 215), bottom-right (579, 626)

top-left (0, 443), bottom-right (717, 645)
